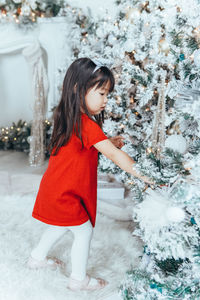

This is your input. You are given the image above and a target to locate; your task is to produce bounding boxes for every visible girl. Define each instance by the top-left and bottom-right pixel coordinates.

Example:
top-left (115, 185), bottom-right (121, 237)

top-left (27, 57), bottom-right (153, 291)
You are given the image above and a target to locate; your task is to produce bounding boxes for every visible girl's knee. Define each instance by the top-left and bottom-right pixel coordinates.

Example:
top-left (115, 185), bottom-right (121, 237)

top-left (72, 221), bottom-right (93, 240)
top-left (85, 223), bottom-right (93, 239)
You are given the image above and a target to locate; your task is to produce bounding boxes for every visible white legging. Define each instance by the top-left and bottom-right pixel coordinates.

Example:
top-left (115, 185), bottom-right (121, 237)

top-left (31, 220), bottom-right (93, 281)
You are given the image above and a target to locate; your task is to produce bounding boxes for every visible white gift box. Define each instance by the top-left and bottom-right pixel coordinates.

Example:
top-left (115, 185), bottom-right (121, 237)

top-left (97, 180), bottom-right (124, 203)
top-left (97, 175), bottom-right (133, 221)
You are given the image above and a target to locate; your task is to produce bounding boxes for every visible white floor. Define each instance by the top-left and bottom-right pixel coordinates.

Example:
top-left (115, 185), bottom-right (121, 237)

top-left (0, 151), bottom-right (143, 300)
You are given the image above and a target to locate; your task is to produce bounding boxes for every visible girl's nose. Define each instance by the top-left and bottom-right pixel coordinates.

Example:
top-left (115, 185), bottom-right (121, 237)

top-left (104, 96), bottom-right (108, 104)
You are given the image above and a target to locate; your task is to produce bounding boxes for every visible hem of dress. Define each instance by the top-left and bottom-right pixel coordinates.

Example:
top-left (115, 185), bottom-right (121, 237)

top-left (32, 213), bottom-right (90, 227)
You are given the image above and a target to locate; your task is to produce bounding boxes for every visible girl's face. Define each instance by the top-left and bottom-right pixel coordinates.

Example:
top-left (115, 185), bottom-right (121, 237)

top-left (84, 81), bottom-right (110, 115)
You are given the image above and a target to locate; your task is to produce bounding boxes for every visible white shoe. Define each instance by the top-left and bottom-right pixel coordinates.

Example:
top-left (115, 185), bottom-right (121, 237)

top-left (68, 274), bottom-right (108, 291)
top-left (27, 256), bottom-right (65, 270)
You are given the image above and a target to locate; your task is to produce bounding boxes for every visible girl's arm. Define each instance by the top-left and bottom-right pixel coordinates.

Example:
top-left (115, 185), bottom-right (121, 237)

top-left (94, 139), bottom-right (154, 185)
top-left (109, 135), bottom-right (125, 149)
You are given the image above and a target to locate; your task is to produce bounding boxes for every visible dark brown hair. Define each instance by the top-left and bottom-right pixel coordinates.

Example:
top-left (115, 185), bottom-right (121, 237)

top-left (48, 57), bottom-right (115, 155)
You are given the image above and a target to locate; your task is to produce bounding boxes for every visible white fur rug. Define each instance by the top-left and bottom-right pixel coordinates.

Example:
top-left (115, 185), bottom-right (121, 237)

top-left (0, 191), bottom-right (143, 300)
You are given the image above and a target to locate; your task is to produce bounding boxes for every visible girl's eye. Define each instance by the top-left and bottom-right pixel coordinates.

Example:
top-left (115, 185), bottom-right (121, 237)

top-left (100, 93), bottom-right (105, 96)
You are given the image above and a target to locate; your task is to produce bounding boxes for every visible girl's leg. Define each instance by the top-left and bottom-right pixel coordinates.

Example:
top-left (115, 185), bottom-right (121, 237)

top-left (67, 220), bottom-right (107, 290)
top-left (31, 225), bottom-right (67, 261)
top-left (68, 220), bottom-right (93, 281)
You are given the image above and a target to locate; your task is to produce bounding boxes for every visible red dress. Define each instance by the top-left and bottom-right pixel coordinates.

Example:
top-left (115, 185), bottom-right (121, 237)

top-left (32, 113), bottom-right (108, 227)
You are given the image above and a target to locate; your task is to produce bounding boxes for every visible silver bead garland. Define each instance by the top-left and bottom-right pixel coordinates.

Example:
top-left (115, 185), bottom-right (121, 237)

top-left (151, 72), bottom-right (166, 158)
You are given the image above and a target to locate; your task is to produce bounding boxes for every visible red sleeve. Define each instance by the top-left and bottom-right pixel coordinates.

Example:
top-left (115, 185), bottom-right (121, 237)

top-left (81, 114), bottom-right (108, 150)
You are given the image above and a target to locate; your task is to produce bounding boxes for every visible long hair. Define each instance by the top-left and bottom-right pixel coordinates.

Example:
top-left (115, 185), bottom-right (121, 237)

top-left (49, 57), bottom-right (115, 155)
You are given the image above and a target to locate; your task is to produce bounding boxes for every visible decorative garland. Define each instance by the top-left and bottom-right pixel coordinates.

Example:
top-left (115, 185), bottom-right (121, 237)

top-left (0, 119), bottom-right (52, 157)
top-left (0, 0), bottom-right (64, 25)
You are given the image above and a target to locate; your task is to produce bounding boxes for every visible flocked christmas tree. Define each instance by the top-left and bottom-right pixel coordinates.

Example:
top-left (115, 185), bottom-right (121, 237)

top-left (58, 0), bottom-right (200, 298)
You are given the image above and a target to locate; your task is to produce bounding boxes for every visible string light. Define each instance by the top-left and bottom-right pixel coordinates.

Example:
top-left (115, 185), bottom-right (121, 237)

top-left (168, 63), bottom-right (175, 69)
top-left (190, 54), bottom-right (194, 60)
top-left (146, 147), bottom-right (152, 154)
top-left (176, 6), bottom-right (182, 12)
top-left (185, 167), bottom-right (192, 171)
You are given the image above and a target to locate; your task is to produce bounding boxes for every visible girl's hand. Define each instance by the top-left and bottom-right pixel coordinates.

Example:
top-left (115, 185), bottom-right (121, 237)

top-left (109, 135), bottom-right (125, 149)
top-left (140, 175), bottom-right (155, 185)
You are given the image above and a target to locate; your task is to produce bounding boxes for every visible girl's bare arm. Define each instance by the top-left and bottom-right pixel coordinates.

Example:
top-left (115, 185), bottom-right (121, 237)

top-left (94, 139), bottom-right (154, 185)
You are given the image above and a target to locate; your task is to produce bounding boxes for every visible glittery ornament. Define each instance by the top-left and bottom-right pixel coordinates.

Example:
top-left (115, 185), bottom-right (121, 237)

top-left (165, 134), bottom-right (187, 154)
top-left (179, 53), bottom-right (185, 61)
top-left (165, 207), bottom-right (185, 222)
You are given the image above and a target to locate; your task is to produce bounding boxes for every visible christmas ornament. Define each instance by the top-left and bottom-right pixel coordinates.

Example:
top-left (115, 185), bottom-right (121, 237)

top-left (12, 0), bottom-right (22, 3)
top-left (165, 134), bottom-right (187, 154)
top-left (193, 49), bottom-right (200, 67)
top-left (135, 188), bottom-right (185, 231)
top-left (179, 53), bottom-right (185, 61)
top-left (165, 207), bottom-right (185, 222)
top-left (27, 136), bottom-right (34, 144)
top-left (158, 38), bottom-right (170, 55)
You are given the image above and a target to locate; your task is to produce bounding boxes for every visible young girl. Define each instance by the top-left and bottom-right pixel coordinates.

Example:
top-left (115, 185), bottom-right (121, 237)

top-left (28, 57), bottom-right (153, 291)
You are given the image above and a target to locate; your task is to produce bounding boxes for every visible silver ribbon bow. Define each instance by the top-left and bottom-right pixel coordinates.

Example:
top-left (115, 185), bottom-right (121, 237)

top-left (92, 58), bottom-right (113, 73)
